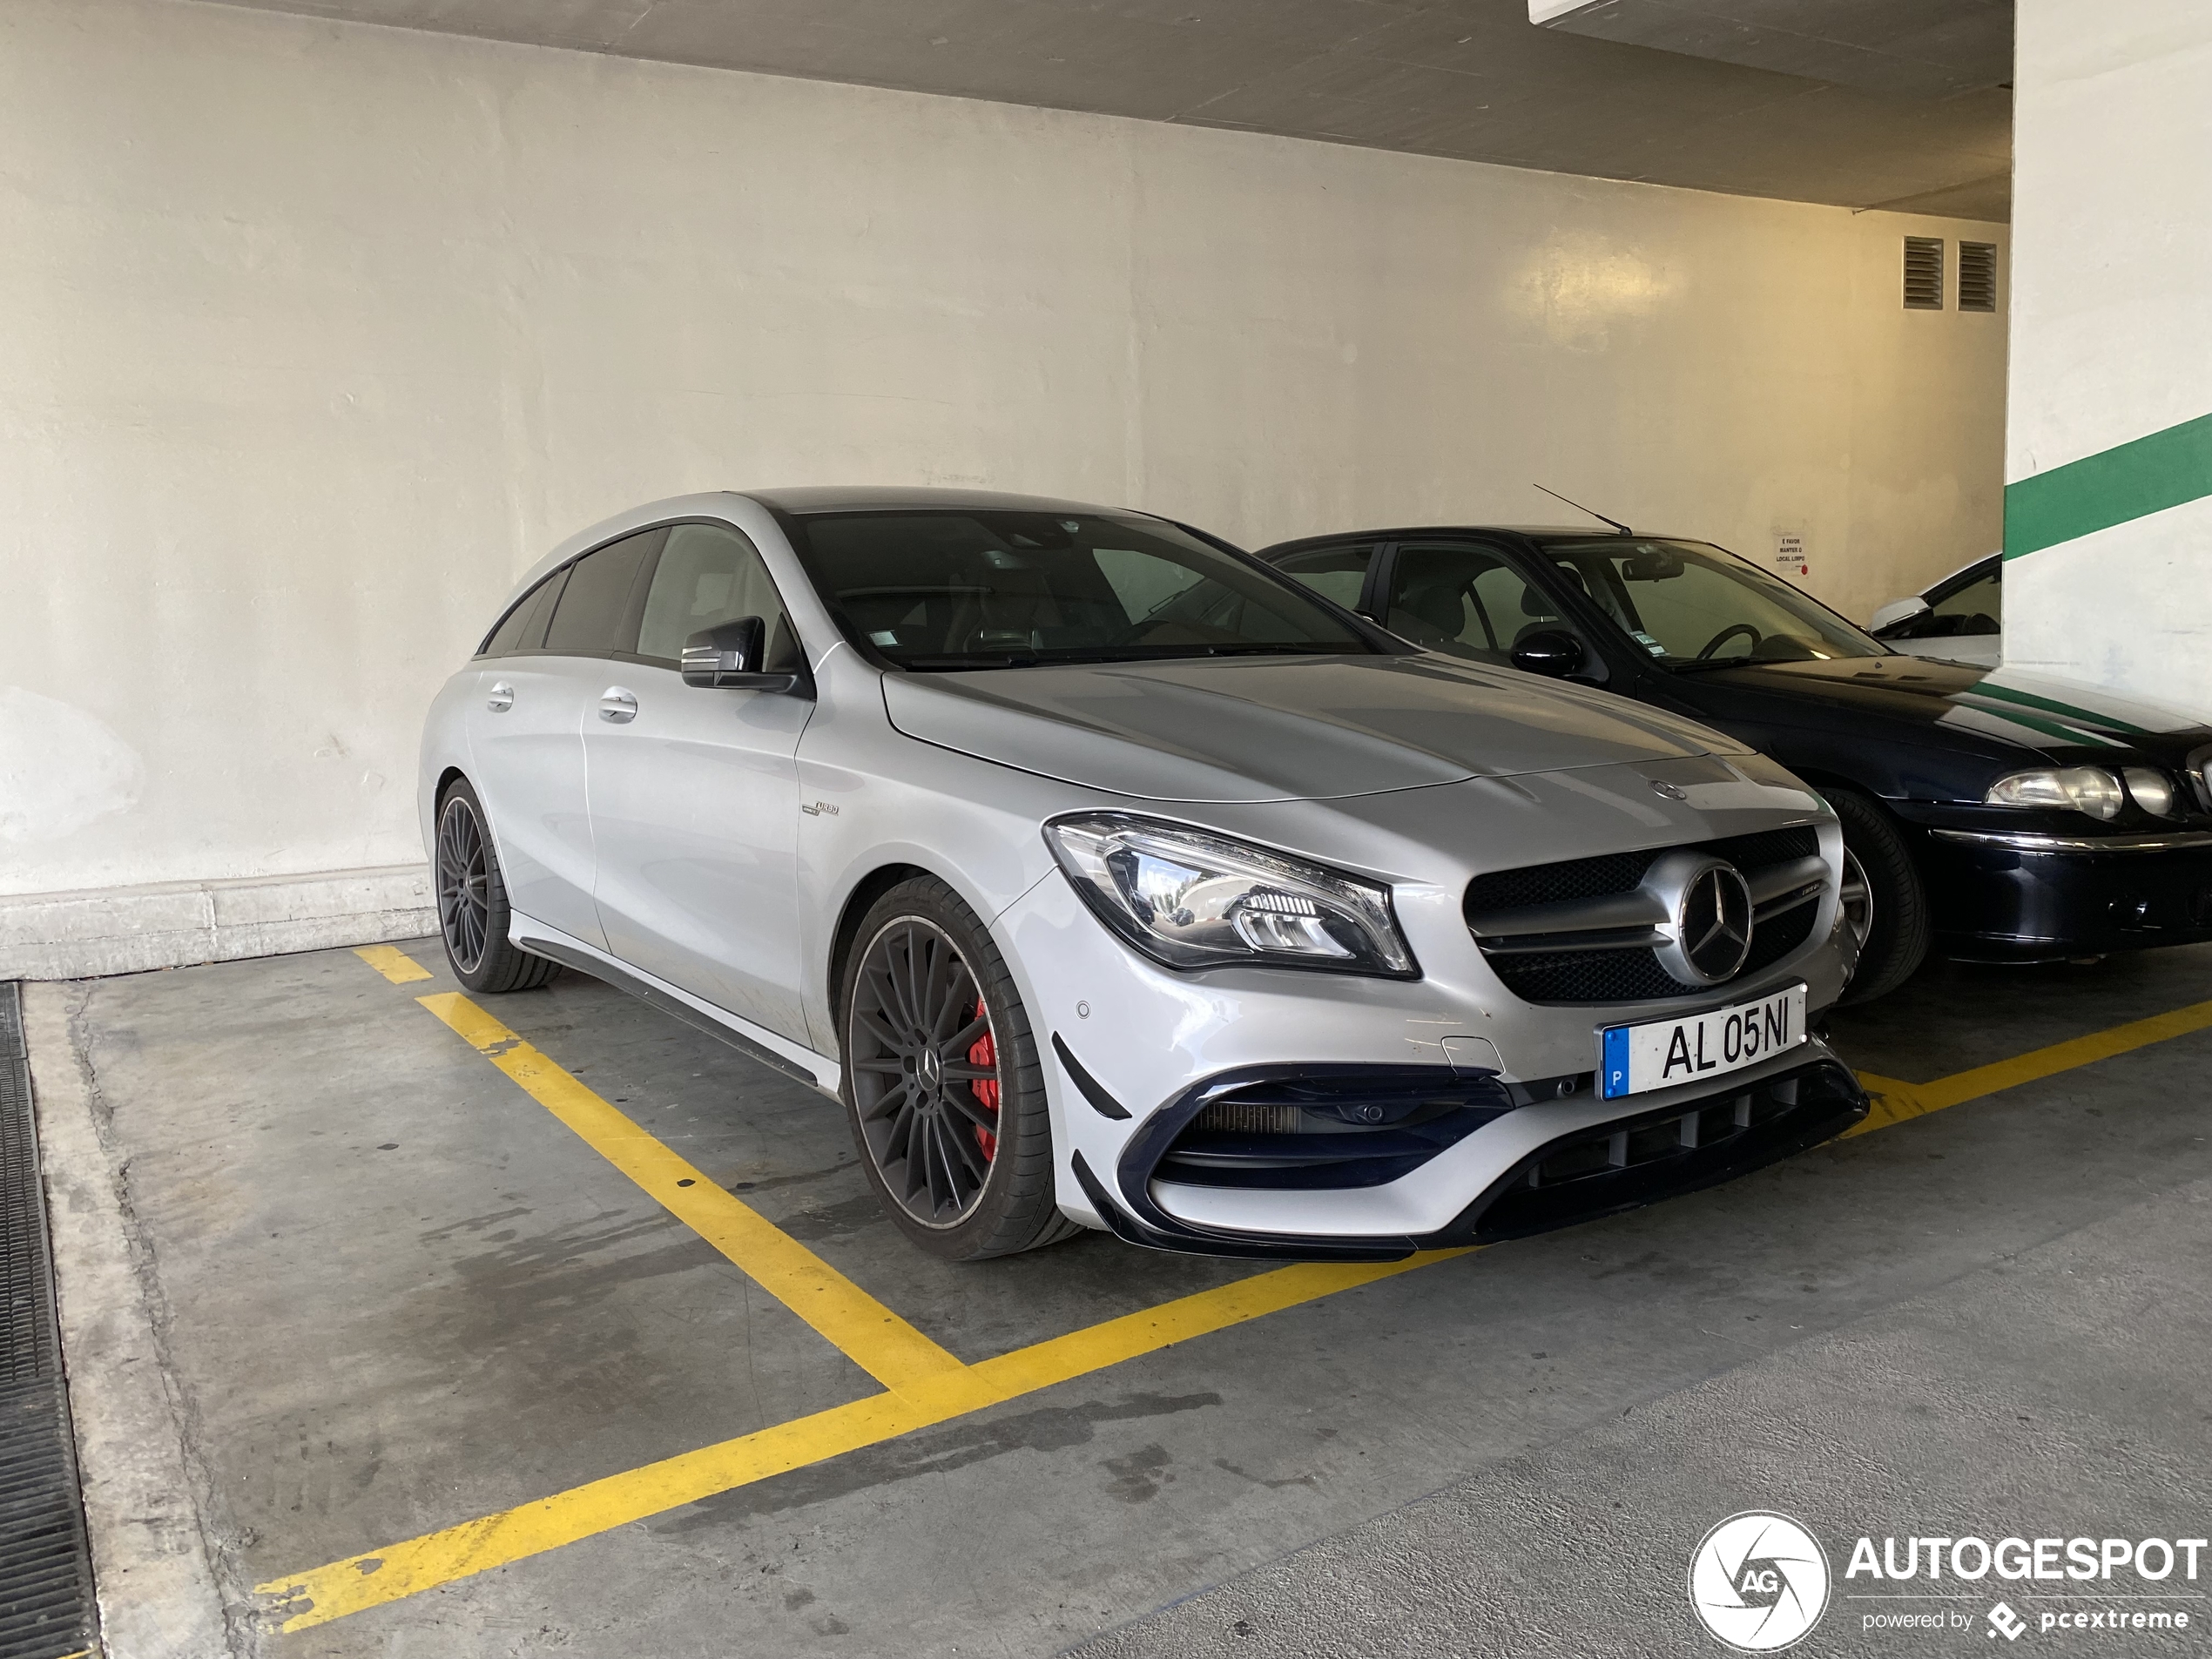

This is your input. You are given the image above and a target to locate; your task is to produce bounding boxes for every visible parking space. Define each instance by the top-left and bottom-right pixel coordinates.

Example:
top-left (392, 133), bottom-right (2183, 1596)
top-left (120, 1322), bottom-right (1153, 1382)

top-left (24, 940), bottom-right (2212, 1656)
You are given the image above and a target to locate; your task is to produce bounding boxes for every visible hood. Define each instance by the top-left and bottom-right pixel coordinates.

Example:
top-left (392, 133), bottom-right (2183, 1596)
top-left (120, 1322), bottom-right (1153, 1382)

top-left (881, 653), bottom-right (1735, 803)
top-left (1703, 658), bottom-right (2212, 762)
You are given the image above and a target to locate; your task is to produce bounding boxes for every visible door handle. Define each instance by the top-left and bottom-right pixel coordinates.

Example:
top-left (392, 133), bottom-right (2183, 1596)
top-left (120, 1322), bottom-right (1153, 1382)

top-left (487, 681), bottom-right (514, 712)
top-left (598, 686), bottom-right (638, 724)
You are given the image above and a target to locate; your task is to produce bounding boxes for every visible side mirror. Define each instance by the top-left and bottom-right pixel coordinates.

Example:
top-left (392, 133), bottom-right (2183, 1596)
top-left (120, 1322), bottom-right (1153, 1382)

top-left (1869, 596), bottom-right (1930, 636)
top-left (682, 618), bottom-right (804, 692)
top-left (1512, 629), bottom-right (1585, 678)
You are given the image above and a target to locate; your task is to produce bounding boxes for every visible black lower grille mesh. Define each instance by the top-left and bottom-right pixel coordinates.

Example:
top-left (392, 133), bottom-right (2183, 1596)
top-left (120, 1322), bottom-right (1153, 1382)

top-left (1470, 826), bottom-right (1823, 1006)
top-left (0, 982), bottom-right (100, 1659)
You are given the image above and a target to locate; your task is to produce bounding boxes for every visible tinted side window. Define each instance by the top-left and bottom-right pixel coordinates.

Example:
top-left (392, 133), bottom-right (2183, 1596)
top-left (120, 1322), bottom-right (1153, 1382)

top-left (1384, 543), bottom-right (1556, 666)
top-left (637, 523), bottom-right (802, 671)
top-left (543, 529), bottom-right (663, 658)
top-left (1925, 567), bottom-right (2001, 634)
top-left (478, 568), bottom-right (565, 658)
top-left (1272, 544), bottom-right (1374, 611)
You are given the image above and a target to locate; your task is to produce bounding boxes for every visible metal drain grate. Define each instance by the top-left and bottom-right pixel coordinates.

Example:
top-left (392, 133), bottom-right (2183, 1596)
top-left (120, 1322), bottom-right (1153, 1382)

top-left (0, 982), bottom-right (100, 1659)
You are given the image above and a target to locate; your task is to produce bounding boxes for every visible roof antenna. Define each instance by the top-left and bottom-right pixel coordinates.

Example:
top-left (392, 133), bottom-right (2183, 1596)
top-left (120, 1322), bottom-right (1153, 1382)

top-left (1534, 484), bottom-right (1633, 536)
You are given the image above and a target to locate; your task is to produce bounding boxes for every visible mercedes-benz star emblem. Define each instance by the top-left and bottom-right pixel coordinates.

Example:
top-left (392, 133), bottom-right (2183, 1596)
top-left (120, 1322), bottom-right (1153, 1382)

top-left (1642, 852), bottom-right (1757, 986)
top-left (1680, 863), bottom-right (1755, 981)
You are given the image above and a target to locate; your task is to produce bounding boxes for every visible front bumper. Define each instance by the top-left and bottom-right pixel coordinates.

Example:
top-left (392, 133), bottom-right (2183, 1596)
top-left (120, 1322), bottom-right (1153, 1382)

top-left (1918, 826), bottom-right (2212, 959)
top-left (994, 864), bottom-right (1861, 1259)
top-left (1071, 1050), bottom-right (1865, 1260)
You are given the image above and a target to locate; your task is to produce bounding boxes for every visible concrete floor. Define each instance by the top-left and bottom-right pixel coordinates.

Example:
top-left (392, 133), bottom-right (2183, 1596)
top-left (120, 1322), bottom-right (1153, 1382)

top-left (29, 938), bottom-right (2212, 1658)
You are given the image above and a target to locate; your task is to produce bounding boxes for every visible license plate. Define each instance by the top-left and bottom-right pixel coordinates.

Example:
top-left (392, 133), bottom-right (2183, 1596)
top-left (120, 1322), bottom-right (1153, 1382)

top-left (1599, 984), bottom-right (1807, 1101)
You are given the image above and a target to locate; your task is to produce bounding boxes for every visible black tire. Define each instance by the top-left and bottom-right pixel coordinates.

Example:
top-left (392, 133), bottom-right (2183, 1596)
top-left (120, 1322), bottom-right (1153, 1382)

top-left (839, 876), bottom-right (1079, 1260)
top-left (434, 778), bottom-right (558, 994)
top-left (1827, 787), bottom-right (1929, 1005)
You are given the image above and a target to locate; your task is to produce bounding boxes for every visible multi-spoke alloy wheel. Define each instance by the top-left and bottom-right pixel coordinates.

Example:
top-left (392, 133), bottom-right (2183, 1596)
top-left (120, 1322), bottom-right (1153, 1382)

top-left (847, 917), bottom-right (1003, 1228)
top-left (431, 778), bottom-right (556, 994)
top-left (839, 876), bottom-right (1076, 1258)
top-left (437, 795), bottom-right (492, 974)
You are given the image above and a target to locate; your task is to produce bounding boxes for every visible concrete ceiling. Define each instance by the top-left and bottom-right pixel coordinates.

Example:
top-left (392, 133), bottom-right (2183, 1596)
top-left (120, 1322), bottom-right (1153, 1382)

top-left (198, 0), bottom-right (2013, 219)
top-left (1539, 0), bottom-right (2012, 99)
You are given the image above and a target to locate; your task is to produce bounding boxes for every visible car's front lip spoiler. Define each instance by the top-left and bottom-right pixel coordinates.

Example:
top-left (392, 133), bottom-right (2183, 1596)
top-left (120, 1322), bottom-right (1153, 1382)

top-left (1070, 1151), bottom-right (1419, 1262)
top-left (1929, 828), bottom-right (2212, 853)
top-left (1074, 1055), bottom-right (1868, 1262)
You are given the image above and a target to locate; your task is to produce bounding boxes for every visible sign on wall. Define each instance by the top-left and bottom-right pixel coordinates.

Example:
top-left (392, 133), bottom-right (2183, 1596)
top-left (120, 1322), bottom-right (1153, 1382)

top-left (1774, 533), bottom-right (1810, 581)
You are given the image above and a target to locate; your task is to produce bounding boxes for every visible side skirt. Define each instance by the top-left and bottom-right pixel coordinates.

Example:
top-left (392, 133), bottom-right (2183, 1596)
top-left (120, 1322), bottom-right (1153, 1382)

top-left (510, 918), bottom-right (842, 1097)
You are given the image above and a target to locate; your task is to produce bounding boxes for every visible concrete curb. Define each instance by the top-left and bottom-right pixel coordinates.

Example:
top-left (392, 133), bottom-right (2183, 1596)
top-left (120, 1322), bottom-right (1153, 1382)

top-left (0, 864), bottom-right (435, 980)
top-left (25, 983), bottom-right (236, 1659)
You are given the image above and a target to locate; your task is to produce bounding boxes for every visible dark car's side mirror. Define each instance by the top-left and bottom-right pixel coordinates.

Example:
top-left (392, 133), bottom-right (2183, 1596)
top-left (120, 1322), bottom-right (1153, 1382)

top-left (682, 618), bottom-right (804, 693)
top-left (1512, 629), bottom-right (1585, 678)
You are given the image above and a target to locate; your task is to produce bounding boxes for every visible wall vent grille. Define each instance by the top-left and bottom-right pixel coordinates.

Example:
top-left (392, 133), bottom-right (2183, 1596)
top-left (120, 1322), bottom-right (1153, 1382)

top-left (1903, 236), bottom-right (1945, 309)
top-left (1959, 241), bottom-right (1998, 312)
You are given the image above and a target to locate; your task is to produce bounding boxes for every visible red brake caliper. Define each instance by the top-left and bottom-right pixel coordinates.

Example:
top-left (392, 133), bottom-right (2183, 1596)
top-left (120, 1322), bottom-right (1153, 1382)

top-left (968, 995), bottom-right (1000, 1161)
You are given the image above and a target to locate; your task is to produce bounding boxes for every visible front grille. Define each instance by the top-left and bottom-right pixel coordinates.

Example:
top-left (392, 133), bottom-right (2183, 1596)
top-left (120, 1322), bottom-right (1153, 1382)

top-left (1483, 947), bottom-right (1686, 1005)
top-left (1463, 850), bottom-right (1652, 914)
top-left (1469, 826), bottom-right (1821, 1006)
top-left (1740, 894), bottom-right (1817, 977)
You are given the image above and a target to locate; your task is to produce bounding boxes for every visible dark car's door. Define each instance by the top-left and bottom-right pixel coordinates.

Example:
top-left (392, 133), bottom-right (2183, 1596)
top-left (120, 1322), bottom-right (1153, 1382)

top-left (1360, 537), bottom-right (1622, 685)
top-left (1267, 541), bottom-right (1381, 617)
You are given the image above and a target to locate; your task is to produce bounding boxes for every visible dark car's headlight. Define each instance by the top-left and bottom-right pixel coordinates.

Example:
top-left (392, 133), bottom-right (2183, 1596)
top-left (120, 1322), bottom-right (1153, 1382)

top-left (1985, 766), bottom-right (2125, 819)
top-left (1044, 813), bottom-right (1418, 977)
top-left (2121, 767), bottom-right (2179, 817)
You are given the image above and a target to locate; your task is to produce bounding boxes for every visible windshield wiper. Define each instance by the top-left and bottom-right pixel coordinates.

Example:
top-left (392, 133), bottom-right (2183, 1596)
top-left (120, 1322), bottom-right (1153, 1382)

top-left (894, 643), bottom-right (1346, 671)
top-left (898, 652), bottom-right (1042, 671)
top-left (1194, 643), bottom-right (1345, 658)
top-left (1666, 657), bottom-right (1763, 674)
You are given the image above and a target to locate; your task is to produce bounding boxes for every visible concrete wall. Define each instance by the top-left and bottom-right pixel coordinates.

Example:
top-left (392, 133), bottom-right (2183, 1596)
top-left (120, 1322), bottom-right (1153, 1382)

top-left (0, 0), bottom-right (2007, 964)
top-left (2004, 1), bottom-right (2211, 715)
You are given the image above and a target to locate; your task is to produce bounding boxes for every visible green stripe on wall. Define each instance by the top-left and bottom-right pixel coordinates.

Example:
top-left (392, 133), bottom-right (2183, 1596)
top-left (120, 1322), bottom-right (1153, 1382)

top-left (2004, 411), bottom-right (2212, 560)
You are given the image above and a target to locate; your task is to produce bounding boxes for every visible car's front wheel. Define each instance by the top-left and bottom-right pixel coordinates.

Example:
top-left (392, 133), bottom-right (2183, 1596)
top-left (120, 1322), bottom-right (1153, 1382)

top-left (840, 876), bottom-right (1078, 1260)
top-left (435, 778), bottom-right (558, 994)
top-left (1828, 787), bottom-right (1929, 1004)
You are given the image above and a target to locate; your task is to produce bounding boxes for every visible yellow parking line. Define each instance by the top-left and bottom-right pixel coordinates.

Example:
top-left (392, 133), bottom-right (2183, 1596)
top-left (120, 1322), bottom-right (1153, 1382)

top-left (263, 949), bottom-right (2212, 1635)
top-left (257, 1251), bottom-right (1457, 1631)
top-left (415, 990), bottom-right (966, 1396)
top-left (354, 943), bottom-right (433, 984)
top-left (1847, 995), bottom-right (2212, 1137)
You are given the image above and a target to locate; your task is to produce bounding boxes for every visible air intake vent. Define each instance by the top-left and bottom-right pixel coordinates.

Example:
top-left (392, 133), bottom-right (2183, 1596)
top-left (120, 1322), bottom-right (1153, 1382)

top-left (1903, 237), bottom-right (1945, 309)
top-left (1959, 240), bottom-right (1999, 312)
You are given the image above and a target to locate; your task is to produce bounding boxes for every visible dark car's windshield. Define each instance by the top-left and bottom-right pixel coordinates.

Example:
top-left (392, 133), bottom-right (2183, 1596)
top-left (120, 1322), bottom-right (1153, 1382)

top-left (791, 510), bottom-right (1377, 671)
top-left (1545, 539), bottom-right (1886, 670)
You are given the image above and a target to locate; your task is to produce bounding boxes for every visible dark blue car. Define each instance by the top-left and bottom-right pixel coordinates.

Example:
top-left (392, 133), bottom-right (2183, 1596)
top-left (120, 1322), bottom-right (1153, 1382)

top-left (1258, 526), bottom-right (2212, 1002)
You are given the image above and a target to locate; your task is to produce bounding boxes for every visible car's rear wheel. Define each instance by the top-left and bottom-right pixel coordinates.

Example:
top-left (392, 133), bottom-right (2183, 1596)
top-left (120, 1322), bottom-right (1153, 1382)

top-left (1828, 787), bottom-right (1928, 1004)
top-left (435, 779), bottom-right (557, 993)
top-left (840, 876), bottom-right (1078, 1260)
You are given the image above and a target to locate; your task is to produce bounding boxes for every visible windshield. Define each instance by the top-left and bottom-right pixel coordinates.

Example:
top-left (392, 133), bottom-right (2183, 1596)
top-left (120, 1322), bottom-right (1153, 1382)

top-left (1544, 539), bottom-right (1886, 670)
top-left (791, 510), bottom-right (1376, 671)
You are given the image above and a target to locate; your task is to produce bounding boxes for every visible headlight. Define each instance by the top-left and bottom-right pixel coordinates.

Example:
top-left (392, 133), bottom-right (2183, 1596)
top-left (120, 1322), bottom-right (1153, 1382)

top-left (1985, 766), bottom-right (2124, 819)
top-left (2123, 767), bottom-right (2177, 817)
top-left (1044, 813), bottom-right (1418, 977)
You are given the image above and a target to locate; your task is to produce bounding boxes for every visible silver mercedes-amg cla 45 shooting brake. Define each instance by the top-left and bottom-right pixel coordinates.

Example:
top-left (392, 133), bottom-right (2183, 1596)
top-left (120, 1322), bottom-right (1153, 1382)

top-left (419, 489), bottom-right (1869, 1263)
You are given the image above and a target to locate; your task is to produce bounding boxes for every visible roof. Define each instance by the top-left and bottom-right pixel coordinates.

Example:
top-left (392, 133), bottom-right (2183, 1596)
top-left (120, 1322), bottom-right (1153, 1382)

top-left (739, 485), bottom-right (1142, 519)
top-left (1257, 525), bottom-right (1684, 556)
